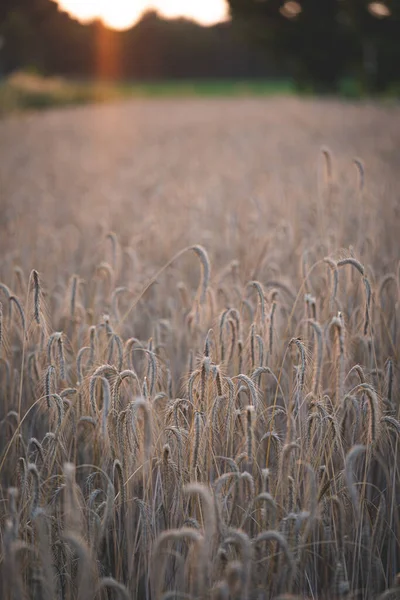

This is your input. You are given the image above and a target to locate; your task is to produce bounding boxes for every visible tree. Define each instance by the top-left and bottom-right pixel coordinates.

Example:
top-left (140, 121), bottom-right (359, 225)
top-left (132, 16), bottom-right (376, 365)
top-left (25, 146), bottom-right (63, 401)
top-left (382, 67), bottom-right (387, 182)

top-left (227, 0), bottom-right (400, 91)
top-left (344, 1), bottom-right (400, 91)
top-left (1, 10), bottom-right (36, 72)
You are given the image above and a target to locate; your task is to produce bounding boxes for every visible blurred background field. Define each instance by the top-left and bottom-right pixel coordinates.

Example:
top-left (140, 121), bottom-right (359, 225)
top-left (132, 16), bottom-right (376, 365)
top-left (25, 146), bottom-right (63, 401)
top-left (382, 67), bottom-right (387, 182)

top-left (0, 71), bottom-right (295, 114)
top-left (0, 71), bottom-right (125, 113)
top-left (2, 71), bottom-right (398, 116)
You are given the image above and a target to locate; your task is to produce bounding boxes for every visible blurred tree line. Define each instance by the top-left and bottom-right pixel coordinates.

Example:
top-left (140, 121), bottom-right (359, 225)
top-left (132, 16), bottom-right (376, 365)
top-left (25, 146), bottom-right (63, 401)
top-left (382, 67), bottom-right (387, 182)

top-left (228, 0), bottom-right (400, 92)
top-left (0, 0), bottom-right (399, 92)
top-left (0, 0), bottom-right (282, 80)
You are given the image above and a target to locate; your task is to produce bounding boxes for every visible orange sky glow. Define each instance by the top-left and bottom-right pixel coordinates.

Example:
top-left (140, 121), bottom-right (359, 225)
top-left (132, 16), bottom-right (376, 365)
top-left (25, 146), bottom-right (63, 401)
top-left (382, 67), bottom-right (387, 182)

top-left (57, 0), bottom-right (229, 30)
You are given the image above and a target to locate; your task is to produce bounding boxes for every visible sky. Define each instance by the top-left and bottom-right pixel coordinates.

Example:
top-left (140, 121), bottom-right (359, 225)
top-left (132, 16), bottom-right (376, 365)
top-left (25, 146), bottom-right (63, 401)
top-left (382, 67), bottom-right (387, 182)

top-left (57, 0), bottom-right (229, 30)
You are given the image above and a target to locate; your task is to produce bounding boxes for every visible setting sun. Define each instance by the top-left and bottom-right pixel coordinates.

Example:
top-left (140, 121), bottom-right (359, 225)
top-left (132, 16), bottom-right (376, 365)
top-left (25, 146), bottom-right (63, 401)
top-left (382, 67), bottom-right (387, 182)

top-left (57, 0), bottom-right (229, 30)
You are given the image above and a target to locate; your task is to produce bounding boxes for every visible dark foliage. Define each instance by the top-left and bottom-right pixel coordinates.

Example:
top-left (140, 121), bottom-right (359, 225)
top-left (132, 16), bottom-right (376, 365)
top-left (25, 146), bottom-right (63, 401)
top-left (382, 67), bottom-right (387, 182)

top-left (228, 0), bottom-right (400, 91)
top-left (0, 0), bottom-right (281, 80)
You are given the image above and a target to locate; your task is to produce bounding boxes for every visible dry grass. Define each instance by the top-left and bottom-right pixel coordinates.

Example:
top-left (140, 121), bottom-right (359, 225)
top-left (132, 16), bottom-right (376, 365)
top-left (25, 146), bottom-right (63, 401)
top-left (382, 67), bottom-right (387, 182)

top-left (0, 72), bottom-right (127, 114)
top-left (0, 97), bottom-right (399, 599)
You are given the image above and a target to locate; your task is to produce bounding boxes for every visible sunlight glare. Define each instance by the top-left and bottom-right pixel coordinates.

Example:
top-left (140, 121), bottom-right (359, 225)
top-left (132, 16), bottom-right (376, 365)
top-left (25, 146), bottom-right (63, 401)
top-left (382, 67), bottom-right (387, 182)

top-left (57, 0), bottom-right (229, 30)
top-left (280, 1), bottom-right (302, 19)
top-left (368, 2), bottom-right (391, 18)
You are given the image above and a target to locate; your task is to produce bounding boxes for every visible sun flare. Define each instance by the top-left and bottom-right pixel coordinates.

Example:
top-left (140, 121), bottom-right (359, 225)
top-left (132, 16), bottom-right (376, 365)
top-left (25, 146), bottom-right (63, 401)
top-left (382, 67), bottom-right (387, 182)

top-left (57, 0), bottom-right (229, 30)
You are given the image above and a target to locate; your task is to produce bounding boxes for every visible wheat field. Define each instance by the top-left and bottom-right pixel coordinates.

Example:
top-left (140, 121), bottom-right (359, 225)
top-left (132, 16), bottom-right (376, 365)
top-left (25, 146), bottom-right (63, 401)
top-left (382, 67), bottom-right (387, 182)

top-left (0, 97), bottom-right (399, 600)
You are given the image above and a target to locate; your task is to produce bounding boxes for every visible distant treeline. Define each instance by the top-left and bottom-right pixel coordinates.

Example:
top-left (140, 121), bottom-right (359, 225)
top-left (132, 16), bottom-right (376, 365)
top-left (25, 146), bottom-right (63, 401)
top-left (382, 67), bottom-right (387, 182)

top-left (0, 0), bottom-right (283, 80)
top-left (228, 0), bottom-right (400, 92)
top-left (1, 0), bottom-right (399, 91)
